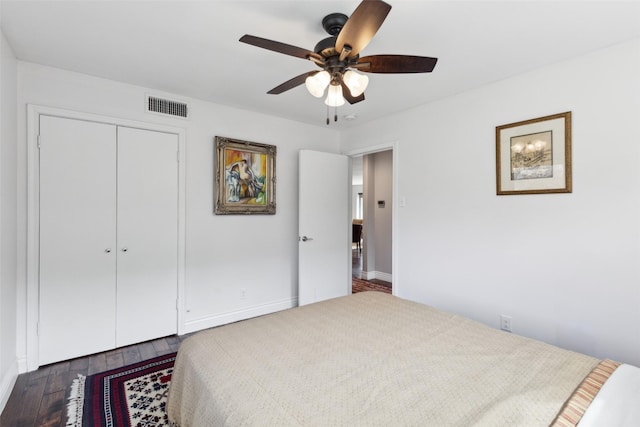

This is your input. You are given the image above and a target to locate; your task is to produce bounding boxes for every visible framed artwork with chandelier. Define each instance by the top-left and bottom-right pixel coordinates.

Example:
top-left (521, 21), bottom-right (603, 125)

top-left (214, 136), bottom-right (276, 215)
top-left (496, 112), bottom-right (572, 195)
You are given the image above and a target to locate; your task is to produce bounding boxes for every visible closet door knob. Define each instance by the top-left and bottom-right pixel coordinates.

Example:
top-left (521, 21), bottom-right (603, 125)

top-left (105, 248), bottom-right (111, 253)
top-left (122, 247), bottom-right (128, 252)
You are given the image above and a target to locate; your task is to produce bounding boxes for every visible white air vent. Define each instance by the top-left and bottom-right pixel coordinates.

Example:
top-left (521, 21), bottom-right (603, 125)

top-left (146, 95), bottom-right (189, 118)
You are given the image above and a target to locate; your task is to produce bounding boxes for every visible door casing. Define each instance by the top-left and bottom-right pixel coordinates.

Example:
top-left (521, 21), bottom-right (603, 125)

top-left (343, 142), bottom-right (398, 295)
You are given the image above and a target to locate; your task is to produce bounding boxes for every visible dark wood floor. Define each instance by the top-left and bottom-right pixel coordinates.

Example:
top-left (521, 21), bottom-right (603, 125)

top-left (2, 253), bottom-right (384, 427)
top-left (352, 247), bottom-right (392, 288)
top-left (0, 335), bottom-right (187, 427)
top-left (352, 246), bottom-right (363, 278)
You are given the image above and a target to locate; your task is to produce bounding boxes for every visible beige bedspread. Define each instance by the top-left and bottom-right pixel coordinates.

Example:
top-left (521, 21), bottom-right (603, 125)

top-left (167, 292), bottom-right (600, 426)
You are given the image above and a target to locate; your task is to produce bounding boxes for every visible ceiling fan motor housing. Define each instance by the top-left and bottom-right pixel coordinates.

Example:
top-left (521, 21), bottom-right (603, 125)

top-left (314, 36), bottom-right (337, 57)
top-left (316, 13), bottom-right (350, 57)
top-left (322, 13), bottom-right (348, 36)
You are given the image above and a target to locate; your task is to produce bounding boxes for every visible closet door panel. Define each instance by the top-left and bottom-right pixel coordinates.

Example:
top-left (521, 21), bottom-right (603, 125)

top-left (39, 116), bottom-right (117, 365)
top-left (115, 127), bottom-right (178, 347)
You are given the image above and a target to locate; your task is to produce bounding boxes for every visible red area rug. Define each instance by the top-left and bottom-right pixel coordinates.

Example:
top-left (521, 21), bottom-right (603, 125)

top-left (352, 277), bottom-right (392, 294)
top-left (67, 353), bottom-right (176, 427)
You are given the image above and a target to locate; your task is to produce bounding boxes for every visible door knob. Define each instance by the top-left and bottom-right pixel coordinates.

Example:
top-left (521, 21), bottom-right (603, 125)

top-left (300, 236), bottom-right (313, 242)
top-left (105, 248), bottom-right (111, 253)
top-left (122, 247), bottom-right (128, 252)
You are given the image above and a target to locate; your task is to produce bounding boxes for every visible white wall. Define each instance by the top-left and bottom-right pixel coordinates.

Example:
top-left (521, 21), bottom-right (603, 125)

top-left (0, 28), bottom-right (19, 412)
top-left (15, 62), bottom-right (340, 367)
top-left (340, 39), bottom-right (640, 366)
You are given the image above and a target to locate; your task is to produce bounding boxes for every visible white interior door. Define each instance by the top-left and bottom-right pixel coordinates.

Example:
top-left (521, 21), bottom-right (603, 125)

top-left (115, 127), bottom-right (178, 347)
top-left (39, 116), bottom-right (117, 365)
top-left (298, 150), bottom-right (350, 306)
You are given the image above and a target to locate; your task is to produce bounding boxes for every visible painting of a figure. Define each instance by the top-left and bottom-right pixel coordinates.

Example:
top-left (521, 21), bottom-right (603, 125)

top-left (215, 137), bottom-right (276, 214)
top-left (225, 154), bottom-right (266, 204)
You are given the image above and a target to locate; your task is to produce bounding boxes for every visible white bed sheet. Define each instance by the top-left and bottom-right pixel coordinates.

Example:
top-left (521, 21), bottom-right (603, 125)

top-left (578, 364), bottom-right (640, 427)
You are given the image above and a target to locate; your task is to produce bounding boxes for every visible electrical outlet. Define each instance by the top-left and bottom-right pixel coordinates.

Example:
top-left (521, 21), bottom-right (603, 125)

top-left (240, 288), bottom-right (247, 299)
top-left (500, 315), bottom-right (512, 332)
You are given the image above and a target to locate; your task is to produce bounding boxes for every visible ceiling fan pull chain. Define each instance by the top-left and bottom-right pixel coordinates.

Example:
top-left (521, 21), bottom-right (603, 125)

top-left (326, 106), bottom-right (330, 125)
top-left (334, 105), bottom-right (338, 122)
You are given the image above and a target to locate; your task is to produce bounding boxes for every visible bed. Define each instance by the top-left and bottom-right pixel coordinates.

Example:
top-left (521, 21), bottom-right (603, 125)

top-left (167, 291), bottom-right (640, 426)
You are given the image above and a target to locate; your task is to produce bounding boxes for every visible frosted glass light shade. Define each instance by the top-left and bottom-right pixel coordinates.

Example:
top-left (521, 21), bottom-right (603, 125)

top-left (305, 71), bottom-right (330, 98)
top-left (343, 70), bottom-right (369, 97)
top-left (325, 83), bottom-right (345, 107)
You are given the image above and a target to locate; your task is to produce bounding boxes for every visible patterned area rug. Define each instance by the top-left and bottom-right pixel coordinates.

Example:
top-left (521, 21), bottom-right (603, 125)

top-left (67, 353), bottom-right (176, 427)
top-left (65, 285), bottom-right (386, 426)
top-left (352, 277), bottom-right (392, 294)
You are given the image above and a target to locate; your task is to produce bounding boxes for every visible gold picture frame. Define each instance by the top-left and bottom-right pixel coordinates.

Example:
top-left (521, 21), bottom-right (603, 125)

top-left (496, 112), bottom-right (572, 195)
top-left (214, 136), bottom-right (276, 214)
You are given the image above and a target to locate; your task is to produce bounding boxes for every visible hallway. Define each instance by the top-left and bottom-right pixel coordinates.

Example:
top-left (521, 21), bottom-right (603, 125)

top-left (352, 246), bottom-right (391, 289)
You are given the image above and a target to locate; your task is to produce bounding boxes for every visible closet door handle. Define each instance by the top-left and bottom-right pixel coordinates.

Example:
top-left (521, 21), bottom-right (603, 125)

top-left (121, 247), bottom-right (128, 252)
top-left (105, 248), bottom-right (111, 253)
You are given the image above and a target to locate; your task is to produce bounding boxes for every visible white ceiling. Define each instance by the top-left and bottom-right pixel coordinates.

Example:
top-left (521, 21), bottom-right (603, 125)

top-left (2, 1), bottom-right (640, 129)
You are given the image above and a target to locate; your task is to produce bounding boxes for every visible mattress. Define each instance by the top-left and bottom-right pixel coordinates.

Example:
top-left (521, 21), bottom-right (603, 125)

top-left (167, 292), bottom-right (623, 426)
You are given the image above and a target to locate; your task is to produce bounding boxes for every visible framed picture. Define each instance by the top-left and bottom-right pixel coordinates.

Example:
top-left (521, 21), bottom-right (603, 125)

top-left (214, 136), bottom-right (276, 214)
top-left (496, 112), bottom-right (572, 195)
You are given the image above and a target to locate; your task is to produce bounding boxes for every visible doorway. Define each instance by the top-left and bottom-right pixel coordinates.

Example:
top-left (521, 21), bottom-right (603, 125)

top-left (350, 149), bottom-right (393, 294)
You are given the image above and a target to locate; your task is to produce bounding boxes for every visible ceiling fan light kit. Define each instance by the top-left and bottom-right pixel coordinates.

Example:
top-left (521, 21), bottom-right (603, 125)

top-left (305, 71), bottom-right (331, 97)
top-left (325, 83), bottom-right (345, 107)
top-left (343, 70), bottom-right (369, 97)
top-left (305, 69), bottom-right (368, 101)
top-left (239, 0), bottom-right (438, 125)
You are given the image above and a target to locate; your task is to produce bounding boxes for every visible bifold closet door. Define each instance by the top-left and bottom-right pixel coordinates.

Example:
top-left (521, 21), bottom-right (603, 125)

top-left (39, 116), bottom-right (117, 365)
top-left (115, 126), bottom-right (178, 347)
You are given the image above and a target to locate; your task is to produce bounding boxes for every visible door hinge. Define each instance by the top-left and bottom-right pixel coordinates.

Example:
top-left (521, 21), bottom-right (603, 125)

top-left (36, 322), bottom-right (40, 336)
top-left (176, 298), bottom-right (180, 311)
top-left (37, 135), bottom-right (41, 150)
top-left (176, 150), bottom-right (180, 163)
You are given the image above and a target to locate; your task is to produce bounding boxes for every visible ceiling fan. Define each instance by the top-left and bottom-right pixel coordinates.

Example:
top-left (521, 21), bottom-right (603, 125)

top-left (239, 0), bottom-right (438, 124)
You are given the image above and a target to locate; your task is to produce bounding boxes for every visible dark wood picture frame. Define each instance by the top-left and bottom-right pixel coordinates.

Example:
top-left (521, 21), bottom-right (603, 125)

top-left (496, 112), bottom-right (572, 195)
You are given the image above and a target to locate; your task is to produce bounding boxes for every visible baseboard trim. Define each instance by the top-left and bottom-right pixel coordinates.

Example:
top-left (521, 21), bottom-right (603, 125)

top-left (0, 361), bottom-right (18, 414)
top-left (183, 297), bottom-right (298, 335)
top-left (361, 270), bottom-right (375, 280)
top-left (17, 356), bottom-right (27, 374)
top-left (361, 270), bottom-right (392, 283)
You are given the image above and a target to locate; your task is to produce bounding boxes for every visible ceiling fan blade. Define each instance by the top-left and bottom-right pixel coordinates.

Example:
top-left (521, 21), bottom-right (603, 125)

top-left (355, 55), bottom-right (438, 73)
top-left (240, 35), bottom-right (323, 62)
top-left (339, 78), bottom-right (365, 104)
top-left (267, 71), bottom-right (317, 95)
top-left (335, 0), bottom-right (392, 58)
